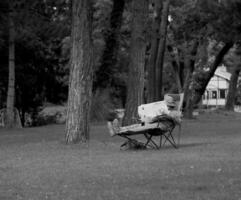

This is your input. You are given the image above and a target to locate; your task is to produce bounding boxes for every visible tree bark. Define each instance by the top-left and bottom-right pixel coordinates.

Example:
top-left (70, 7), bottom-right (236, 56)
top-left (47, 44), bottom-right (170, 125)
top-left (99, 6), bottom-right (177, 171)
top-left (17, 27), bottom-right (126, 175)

top-left (167, 45), bottom-right (183, 93)
top-left (193, 42), bottom-right (233, 105)
top-left (183, 41), bottom-right (199, 118)
top-left (123, 0), bottom-right (148, 126)
top-left (65, 0), bottom-right (93, 144)
top-left (225, 64), bottom-right (241, 111)
top-left (183, 41), bottom-right (199, 96)
top-left (155, 0), bottom-right (170, 101)
top-left (6, 9), bottom-right (15, 128)
top-left (94, 0), bottom-right (125, 89)
top-left (146, 0), bottom-right (162, 103)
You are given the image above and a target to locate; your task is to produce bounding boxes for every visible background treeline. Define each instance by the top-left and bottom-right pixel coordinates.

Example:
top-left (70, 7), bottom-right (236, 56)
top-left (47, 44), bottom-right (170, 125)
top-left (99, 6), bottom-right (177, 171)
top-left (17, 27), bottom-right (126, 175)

top-left (0, 0), bottom-right (241, 127)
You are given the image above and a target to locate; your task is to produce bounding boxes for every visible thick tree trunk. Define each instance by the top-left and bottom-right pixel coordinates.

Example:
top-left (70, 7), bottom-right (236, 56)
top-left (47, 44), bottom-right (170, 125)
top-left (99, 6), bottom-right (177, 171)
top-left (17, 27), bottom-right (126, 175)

top-left (193, 42), bottom-right (233, 105)
top-left (123, 0), bottom-right (148, 126)
top-left (183, 41), bottom-right (199, 95)
top-left (172, 62), bottom-right (183, 93)
top-left (65, 0), bottom-right (93, 144)
top-left (225, 64), bottom-right (241, 111)
top-left (183, 41), bottom-right (199, 118)
top-left (94, 0), bottom-right (125, 89)
top-left (6, 10), bottom-right (15, 128)
top-left (146, 1), bottom-right (162, 103)
top-left (155, 0), bottom-right (170, 101)
top-left (167, 45), bottom-right (183, 93)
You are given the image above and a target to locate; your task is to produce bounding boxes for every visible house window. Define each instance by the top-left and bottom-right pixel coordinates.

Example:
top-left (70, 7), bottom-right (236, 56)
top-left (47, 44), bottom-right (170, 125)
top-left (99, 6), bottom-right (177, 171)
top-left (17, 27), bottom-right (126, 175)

top-left (220, 89), bottom-right (226, 99)
top-left (212, 91), bottom-right (217, 99)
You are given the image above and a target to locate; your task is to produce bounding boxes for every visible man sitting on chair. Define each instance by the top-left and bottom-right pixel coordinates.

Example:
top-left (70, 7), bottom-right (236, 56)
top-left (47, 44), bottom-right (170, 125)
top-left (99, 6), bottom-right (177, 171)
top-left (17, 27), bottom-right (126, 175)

top-left (108, 95), bottom-right (182, 136)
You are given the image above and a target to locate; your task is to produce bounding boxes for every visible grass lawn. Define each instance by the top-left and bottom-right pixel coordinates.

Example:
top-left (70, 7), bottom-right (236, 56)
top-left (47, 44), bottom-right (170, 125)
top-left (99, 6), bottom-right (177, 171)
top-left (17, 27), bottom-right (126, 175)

top-left (0, 111), bottom-right (241, 200)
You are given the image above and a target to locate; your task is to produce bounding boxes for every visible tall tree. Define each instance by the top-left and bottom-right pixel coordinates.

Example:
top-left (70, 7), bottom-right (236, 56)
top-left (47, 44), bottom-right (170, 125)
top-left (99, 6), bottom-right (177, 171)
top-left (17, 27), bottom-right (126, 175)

top-left (5, 1), bottom-right (23, 128)
top-left (65, 0), bottom-right (93, 143)
top-left (146, 0), bottom-right (162, 103)
top-left (155, 0), bottom-right (170, 100)
top-left (193, 42), bottom-right (233, 104)
top-left (166, 45), bottom-right (183, 93)
top-left (122, 0), bottom-right (148, 125)
top-left (94, 0), bottom-right (125, 89)
top-left (6, 5), bottom-right (16, 128)
top-left (183, 40), bottom-right (199, 118)
top-left (192, 0), bottom-right (240, 105)
top-left (225, 64), bottom-right (241, 110)
top-left (225, 47), bottom-right (241, 110)
top-left (166, 0), bottom-right (239, 118)
top-left (0, 0), bottom-right (71, 126)
top-left (165, 0), bottom-right (205, 118)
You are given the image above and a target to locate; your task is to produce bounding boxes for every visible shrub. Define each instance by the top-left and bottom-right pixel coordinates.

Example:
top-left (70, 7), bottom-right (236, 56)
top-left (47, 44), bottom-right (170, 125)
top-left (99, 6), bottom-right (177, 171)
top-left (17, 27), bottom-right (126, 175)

top-left (32, 105), bottom-right (66, 126)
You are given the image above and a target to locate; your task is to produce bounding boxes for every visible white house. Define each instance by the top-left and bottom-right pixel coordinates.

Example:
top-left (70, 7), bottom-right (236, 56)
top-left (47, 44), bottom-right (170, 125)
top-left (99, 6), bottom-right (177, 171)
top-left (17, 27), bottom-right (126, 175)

top-left (202, 65), bottom-right (231, 107)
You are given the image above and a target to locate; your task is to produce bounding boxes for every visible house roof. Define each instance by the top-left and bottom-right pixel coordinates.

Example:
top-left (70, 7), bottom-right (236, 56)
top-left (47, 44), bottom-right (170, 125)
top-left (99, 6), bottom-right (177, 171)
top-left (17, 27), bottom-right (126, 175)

top-left (207, 83), bottom-right (218, 89)
top-left (206, 66), bottom-right (230, 90)
top-left (215, 66), bottom-right (231, 81)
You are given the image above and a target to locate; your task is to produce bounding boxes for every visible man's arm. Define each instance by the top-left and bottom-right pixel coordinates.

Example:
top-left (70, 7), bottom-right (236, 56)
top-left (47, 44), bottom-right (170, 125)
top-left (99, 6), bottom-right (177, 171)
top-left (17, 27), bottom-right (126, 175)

top-left (168, 111), bottom-right (182, 124)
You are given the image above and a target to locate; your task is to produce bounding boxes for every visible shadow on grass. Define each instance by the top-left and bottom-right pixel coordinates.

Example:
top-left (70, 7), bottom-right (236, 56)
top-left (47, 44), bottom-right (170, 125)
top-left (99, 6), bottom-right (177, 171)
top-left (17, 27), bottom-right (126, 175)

top-left (159, 142), bottom-right (209, 150)
top-left (117, 142), bottom-right (208, 152)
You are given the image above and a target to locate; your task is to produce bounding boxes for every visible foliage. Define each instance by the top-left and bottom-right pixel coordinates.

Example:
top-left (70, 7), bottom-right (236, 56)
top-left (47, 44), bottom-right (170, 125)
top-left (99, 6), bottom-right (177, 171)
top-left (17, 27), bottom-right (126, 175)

top-left (1, 0), bottom-right (241, 125)
top-left (32, 104), bottom-right (66, 126)
top-left (0, 0), bottom-right (70, 125)
top-left (92, 0), bottom-right (113, 69)
top-left (166, 0), bottom-right (241, 115)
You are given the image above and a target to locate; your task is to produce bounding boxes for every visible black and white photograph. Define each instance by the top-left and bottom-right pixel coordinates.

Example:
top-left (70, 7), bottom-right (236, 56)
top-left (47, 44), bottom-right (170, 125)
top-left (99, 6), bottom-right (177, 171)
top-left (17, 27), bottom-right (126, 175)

top-left (0, 0), bottom-right (241, 199)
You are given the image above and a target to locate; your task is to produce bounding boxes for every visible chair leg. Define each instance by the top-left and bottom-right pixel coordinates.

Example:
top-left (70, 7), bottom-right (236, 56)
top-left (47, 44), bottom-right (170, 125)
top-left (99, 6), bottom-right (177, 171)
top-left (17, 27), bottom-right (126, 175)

top-left (168, 132), bottom-right (177, 148)
top-left (144, 133), bottom-right (160, 149)
top-left (144, 134), bottom-right (151, 147)
top-left (177, 125), bottom-right (181, 147)
top-left (160, 135), bottom-right (163, 148)
top-left (162, 129), bottom-right (178, 148)
top-left (163, 133), bottom-right (177, 148)
top-left (119, 135), bottom-right (135, 148)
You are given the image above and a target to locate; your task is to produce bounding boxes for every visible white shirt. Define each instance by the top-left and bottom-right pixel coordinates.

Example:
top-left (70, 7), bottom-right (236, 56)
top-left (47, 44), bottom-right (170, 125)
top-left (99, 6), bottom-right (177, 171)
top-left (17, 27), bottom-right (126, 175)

top-left (138, 101), bottom-right (170, 123)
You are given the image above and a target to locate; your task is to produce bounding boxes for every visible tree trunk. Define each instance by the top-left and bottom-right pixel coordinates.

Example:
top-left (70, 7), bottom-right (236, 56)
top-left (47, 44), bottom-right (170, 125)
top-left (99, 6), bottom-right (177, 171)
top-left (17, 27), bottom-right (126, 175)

top-left (6, 9), bottom-right (15, 128)
top-left (183, 41), bottom-right (199, 118)
top-left (225, 64), bottom-right (241, 111)
top-left (94, 0), bottom-right (125, 89)
top-left (172, 61), bottom-right (183, 93)
top-left (146, 0), bottom-right (162, 103)
top-left (123, 0), bottom-right (148, 126)
top-left (167, 45), bottom-right (183, 93)
top-left (65, 0), bottom-right (93, 144)
top-left (193, 42), bottom-right (233, 105)
top-left (183, 41), bottom-right (199, 95)
top-left (155, 0), bottom-right (170, 101)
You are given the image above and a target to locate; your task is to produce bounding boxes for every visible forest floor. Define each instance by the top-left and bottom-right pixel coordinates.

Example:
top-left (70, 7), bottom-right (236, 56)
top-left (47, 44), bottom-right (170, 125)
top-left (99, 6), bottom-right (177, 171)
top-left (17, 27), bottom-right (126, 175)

top-left (0, 110), bottom-right (241, 200)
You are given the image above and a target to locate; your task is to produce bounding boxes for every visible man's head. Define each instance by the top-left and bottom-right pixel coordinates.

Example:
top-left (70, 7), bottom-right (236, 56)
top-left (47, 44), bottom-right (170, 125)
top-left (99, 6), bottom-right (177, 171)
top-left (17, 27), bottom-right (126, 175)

top-left (164, 95), bottom-right (176, 109)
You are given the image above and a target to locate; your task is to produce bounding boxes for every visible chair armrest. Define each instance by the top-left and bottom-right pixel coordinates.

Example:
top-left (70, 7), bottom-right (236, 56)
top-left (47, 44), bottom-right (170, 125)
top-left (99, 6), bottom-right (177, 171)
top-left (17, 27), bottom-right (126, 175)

top-left (152, 114), bottom-right (173, 122)
top-left (151, 114), bottom-right (181, 126)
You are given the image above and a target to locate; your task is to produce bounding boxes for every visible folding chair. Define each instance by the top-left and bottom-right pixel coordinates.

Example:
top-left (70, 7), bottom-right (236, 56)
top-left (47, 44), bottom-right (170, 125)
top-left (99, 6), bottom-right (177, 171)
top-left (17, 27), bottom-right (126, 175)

top-left (108, 93), bottom-right (184, 149)
top-left (156, 93), bottom-right (184, 148)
